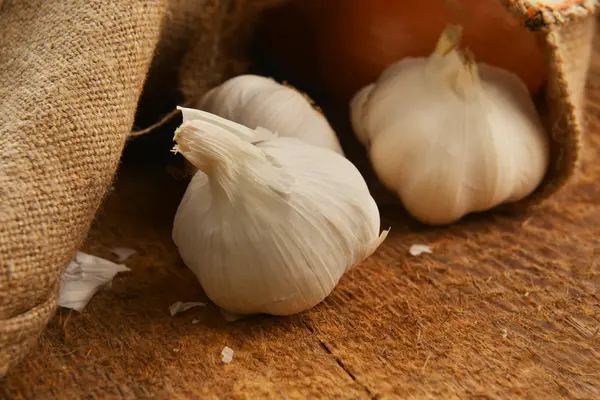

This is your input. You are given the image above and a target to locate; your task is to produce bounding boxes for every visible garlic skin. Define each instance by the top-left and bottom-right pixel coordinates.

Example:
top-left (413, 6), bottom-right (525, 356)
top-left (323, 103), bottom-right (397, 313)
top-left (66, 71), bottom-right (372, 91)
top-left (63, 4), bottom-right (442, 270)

top-left (197, 74), bottom-right (344, 155)
top-left (172, 108), bottom-right (387, 316)
top-left (351, 26), bottom-right (550, 226)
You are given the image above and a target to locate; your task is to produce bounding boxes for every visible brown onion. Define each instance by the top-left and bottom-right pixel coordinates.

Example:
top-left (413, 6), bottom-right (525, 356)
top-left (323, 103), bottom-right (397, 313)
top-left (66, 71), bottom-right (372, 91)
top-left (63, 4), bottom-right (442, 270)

top-left (315, 0), bottom-right (547, 103)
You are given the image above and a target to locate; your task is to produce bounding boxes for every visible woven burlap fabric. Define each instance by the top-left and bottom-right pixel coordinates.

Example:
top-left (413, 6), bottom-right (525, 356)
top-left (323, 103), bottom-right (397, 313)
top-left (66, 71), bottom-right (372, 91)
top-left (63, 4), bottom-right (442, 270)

top-left (134, 0), bottom-right (288, 140)
top-left (0, 0), bottom-right (165, 377)
top-left (514, 1), bottom-right (598, 207)
top-left (177, 0), bottom-right (288, 102)
top-left (138, 0), bottom-right (286, 112)
top-left (136, 0), bottom-right (209, 117)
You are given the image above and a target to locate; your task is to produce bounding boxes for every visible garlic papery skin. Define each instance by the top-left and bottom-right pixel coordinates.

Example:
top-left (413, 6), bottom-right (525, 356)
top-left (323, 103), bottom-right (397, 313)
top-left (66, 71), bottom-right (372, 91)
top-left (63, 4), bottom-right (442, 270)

top-left (172, 109), bottom-right (388, 316)
top-left (197, 74), bottom-right (344, 155)
top-left (350, 25), bottom-right (550, 226)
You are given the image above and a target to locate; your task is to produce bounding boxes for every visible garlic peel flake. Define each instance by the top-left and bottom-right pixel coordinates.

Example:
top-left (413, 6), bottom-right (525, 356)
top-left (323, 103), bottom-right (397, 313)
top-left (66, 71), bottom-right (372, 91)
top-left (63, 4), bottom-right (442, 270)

top-left (172, 109), bottom-right (386, 316)
top-left (409, 244), bottom-right (432, 257)
top-left (221, 346), bottom-right (234, 363)
top-left (110, 247), bottom-right (136, 262)
top-left (350, 25), bottom-right (550, 225)
top-left (58, 251), bottom-right (130, 312)
top-left (169, 301), bottom-right (207, 316)
top-left (220, 309), bottom-right (247, 322)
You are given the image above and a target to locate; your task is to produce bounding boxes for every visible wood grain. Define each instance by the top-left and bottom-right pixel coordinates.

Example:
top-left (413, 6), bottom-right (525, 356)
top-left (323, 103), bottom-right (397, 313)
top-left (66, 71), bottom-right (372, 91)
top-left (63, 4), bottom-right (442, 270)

top-left (2, 25), bottom-right (600, 400)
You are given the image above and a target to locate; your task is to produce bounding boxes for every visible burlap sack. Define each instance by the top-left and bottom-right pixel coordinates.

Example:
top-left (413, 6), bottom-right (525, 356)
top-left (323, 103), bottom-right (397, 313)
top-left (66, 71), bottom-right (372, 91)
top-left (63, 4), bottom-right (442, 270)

top-left (136, 0), bottom-right (287, 127)
top-left (0, 0), bottom-right (596, 379)
top-left (502, 0), bottom-right (598, 208)
top-left (0, 0), bottom-right (166, 377)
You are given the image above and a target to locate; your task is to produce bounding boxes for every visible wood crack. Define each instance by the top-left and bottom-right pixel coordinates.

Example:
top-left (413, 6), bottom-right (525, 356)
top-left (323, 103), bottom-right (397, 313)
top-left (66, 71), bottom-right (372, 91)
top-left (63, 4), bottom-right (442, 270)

top-left (303, 320), bottom-right (376, 399)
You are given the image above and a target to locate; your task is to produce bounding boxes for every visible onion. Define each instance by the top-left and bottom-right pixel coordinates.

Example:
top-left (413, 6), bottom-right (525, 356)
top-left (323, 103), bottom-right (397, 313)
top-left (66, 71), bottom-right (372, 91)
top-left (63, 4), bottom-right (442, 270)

top-left (257, 0), bottom-right (547, 105)
top-left (317, 0), bottom-right (547, 103)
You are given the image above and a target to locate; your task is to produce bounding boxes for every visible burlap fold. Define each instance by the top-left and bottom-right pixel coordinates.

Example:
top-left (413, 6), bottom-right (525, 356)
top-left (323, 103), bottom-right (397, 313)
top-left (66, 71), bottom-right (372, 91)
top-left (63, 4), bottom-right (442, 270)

top-left (138, 0), bottom-right (286, 115)
top-left (0, 0), bottom-right (165, 377)
top-left (501, 0), bottom-right (597, 208)
top-left (0, 0), bottom-right (597, 379)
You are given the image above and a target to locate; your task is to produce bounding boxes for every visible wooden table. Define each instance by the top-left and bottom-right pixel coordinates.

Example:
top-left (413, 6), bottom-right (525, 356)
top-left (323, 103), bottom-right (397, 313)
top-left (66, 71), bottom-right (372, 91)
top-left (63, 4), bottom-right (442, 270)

top-left (3, 29), bottom-right (600, 400)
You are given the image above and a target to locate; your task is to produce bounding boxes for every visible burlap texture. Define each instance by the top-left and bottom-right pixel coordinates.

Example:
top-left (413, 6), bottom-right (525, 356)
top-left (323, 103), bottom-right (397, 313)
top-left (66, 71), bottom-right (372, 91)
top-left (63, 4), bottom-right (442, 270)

top-left (505, 0), bottom-right (598, 207)
top-left (0, 0), bottom-right (165, 377)
top-left (137, 0), bottom-right (287, 122)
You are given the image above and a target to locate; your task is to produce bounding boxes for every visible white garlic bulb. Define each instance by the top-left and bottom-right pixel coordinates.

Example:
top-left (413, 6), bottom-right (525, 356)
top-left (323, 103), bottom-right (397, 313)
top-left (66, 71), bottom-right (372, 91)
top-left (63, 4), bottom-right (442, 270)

top-left (351, 25), bottom-right (550, 226)
top-left (172, 107), bottom-right (388, 316)
top-left (197, 74), bottom-right (344, 155)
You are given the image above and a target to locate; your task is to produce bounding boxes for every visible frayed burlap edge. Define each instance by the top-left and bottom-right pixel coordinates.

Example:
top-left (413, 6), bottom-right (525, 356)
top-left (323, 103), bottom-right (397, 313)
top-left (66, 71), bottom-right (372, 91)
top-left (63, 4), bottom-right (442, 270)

top-left (503, 0), bottom-right (597, 29)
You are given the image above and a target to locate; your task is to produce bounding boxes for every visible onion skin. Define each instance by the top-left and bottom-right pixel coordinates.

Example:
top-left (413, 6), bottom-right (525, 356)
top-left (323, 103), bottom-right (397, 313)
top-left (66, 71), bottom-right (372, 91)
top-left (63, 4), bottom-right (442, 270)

top-left (260, 0), bottom-right (546, 104)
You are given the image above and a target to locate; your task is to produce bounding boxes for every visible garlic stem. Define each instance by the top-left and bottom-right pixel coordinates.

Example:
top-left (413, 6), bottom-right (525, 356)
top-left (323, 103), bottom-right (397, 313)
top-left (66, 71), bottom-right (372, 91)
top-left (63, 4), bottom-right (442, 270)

top-left (452, 51), bottom-right (481, 100)
top-left (173, 115), bottom-right (291, 204)
top-left (433, 25), bottom-right (463, 56)
top-left (430, 25), bottom-right (481, 100)
top-left (173, 121), bottom-right (245, 172)
top-left (177, 106), bottom-right (275, 144)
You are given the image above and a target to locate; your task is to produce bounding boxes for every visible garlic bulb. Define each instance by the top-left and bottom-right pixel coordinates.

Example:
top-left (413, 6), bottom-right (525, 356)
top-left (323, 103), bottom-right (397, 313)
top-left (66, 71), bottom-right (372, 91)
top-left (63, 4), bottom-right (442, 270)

top-left (172, 107), bottom-right (387, 316)
top-left (351, 25), bottom-right (550, 226)
top-left (197, 74), bottom-right (344, 155)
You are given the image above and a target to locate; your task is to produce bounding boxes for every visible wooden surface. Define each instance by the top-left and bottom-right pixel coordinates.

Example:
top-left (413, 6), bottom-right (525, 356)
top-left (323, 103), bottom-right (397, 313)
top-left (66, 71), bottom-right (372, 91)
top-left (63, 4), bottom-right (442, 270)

top-left (3, 33), bottom-right (600, 400)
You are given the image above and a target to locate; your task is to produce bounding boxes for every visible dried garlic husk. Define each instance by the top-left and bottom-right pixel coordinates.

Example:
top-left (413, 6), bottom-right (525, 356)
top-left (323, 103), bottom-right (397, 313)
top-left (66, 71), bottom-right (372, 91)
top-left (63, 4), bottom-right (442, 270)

top-left (169, 301), bottom-right (206, 316)
top-left (172, 107), bottom-right (388, 316)
top-left (221, 346), bottom-right (234, 363)
top-left (351, 25), bottom-right (550, 225)
top-left (197, 74), bottom-right (344, 155)
top-left (58, 252), bottom-right (130, 312)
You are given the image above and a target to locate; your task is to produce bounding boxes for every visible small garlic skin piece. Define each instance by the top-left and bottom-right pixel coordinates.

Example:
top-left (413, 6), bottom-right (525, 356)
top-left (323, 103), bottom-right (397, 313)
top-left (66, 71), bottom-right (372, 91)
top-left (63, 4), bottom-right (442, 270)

top-left (351, 46), bottom-right (550, 226)
top-left (172, 109), bottom-right (387, 316)
top-left (197, 74), bottom-right (344, 155)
